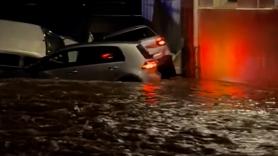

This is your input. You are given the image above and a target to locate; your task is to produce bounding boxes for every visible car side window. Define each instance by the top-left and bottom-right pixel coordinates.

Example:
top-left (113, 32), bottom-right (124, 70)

top-left (97, 46), bottom-right (125, 63)
top-left (41, 46), bottom-right (125, 70)
top-left (0, 53), bottom-right (20, 67)
top-left (68, 51), bottom-right (78, 63)
top-left (76, 46), bottom-right (125, 65)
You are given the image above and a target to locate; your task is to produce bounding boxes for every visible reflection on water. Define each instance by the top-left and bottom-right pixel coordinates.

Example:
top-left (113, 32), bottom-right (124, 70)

top-left (185, 79), bottom-right (278, 111)
top-left (197, 80), bottom-right (247, 98)
top-left (0, 78), bottom-right (277, 155)
top-left (141, 83), bottom-right (160, 105)
top-left (195, 80), bottom-right (249, 111)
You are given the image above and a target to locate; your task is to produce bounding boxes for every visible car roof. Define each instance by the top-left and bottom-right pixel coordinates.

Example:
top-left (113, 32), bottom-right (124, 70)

top-left (89, 15), bottom-right (152, 33)
top-left (0, 19), bottom-right (46, 58)
top-left (59, 42), bottom-right (140, 51)
top-left (0, 49), bottom-right (43, 58)
top-left (103, 25), bottom-right (156, 39)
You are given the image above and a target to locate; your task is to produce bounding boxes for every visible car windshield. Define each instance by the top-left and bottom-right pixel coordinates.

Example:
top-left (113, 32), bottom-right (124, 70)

top-left (23, 56), bottom-right (39, 66)
top-left (43, 29), bottom-right (65, 55)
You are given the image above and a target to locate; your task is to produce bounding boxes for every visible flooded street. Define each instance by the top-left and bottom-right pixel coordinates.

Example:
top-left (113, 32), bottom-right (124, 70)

top-left (0, 77), bottom-right (277, 156)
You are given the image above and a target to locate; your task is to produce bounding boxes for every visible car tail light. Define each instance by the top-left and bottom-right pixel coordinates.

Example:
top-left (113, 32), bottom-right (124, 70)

top-left (156, 37), bottom-right (166, 46)
top-left (141, 60), bottom-right (157, 69)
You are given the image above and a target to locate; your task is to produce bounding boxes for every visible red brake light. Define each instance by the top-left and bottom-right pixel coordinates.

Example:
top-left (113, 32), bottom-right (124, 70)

top-left (101, 53), bottom-right (113, 60)
top-left (141, 60), bottom-right (157, 69)
top-left (156, 37), bottom-right (166, 46)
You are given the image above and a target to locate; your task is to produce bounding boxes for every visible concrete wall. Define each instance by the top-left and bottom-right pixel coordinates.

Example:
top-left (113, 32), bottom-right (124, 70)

top-left (199, 9), bottom-right (278, 86)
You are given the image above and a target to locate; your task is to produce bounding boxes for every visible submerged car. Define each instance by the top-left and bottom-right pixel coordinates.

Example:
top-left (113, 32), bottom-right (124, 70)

top-left (0, 19), bottom-right (77, 58)
top-left (100, 25), bottom-right (176, 78)
top-left (0, 49), bottom-right (40, 78)
top-left (28, 42), bottom-right (161, 82)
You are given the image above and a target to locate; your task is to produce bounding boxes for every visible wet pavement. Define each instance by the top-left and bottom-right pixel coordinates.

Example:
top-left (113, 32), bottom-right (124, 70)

top-left (0, 77), bottom-right (277, 156)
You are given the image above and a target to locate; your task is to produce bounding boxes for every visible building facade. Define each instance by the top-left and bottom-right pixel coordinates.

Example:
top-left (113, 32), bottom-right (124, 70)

top-left (142, 0), bottom-right (278, 86)
top-left (198, 0), bottom-right (278, 86)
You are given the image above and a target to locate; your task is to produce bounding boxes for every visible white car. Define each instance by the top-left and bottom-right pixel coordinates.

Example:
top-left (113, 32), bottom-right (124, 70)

top-left (29, 42), bottom-right (161, 82)
top-left (101, 25), bottom-right (176, 78)
top-left (0, 19), bottom-right (77, 58)
top-left (0, 49), bottom-right (40, 78)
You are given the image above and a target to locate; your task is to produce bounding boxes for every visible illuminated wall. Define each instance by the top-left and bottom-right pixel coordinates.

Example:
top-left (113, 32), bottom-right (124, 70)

top-left (199, 9), bottom-right (278, 86)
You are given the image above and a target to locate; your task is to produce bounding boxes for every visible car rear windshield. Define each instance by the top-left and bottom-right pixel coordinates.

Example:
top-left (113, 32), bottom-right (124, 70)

top-left (104, 27), bottom-right (156, 42)
top-left (136, 45), bottom-right (152, 59)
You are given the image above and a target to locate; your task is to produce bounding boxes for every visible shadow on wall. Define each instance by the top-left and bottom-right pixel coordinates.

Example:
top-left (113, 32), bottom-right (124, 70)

top-left (152, 0), bottom-right (182, 54)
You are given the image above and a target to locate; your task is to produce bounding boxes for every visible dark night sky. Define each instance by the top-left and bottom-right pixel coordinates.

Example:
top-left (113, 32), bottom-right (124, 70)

top-left (0, 0), bottom-right (142, 15)
top-left (0, 0), bottom-right (143, 42)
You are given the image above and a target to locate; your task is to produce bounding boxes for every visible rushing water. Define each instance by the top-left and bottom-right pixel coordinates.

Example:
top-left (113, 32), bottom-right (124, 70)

top-left (0, 78), bottom-right (277, 156)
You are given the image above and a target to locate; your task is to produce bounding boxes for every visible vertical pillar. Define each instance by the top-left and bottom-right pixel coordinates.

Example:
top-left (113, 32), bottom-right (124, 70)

top-left (181, 0), bottom-right (195, 78)
top-left (193, 0), bottom-right (200, 78)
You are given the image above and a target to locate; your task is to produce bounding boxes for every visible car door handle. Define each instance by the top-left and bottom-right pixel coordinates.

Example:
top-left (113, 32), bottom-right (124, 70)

top-left (108, 66), bottom-right (119, 70)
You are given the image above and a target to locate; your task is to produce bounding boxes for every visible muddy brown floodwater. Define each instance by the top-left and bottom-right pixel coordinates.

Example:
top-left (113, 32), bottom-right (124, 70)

top-left (0, 77), bottom-right (277, 156)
